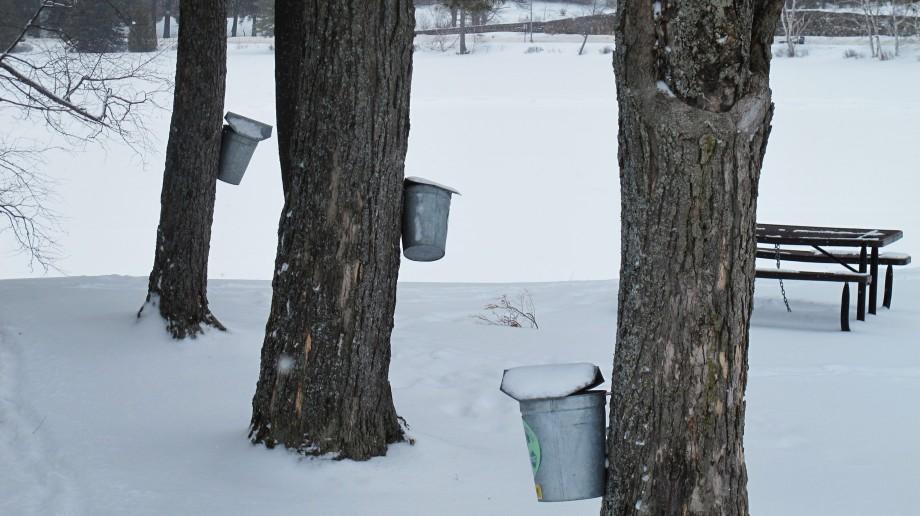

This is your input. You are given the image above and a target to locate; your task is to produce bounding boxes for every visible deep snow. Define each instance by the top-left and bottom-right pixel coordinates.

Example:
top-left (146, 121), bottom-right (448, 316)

top-left (1, 272), bottom-right (918, 516)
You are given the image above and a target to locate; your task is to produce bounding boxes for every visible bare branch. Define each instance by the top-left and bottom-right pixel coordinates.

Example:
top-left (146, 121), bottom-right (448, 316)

top-left (474, 290), bottom-right (539, 329)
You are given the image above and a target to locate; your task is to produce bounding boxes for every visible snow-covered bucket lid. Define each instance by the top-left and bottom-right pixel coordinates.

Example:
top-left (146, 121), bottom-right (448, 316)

top-left (225, 112), bottom-right (273, 141)
top-left (500, 363), bottom-right (604, 402)
top-left (405, 176), bottom-right (461, 196)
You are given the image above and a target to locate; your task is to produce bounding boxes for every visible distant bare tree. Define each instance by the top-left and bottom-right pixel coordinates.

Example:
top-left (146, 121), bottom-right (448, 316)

top-left (888, 0), bottom-right (916, 56)
top-left (578, 0), bottom-right (614, 55)
top-left (0, 141), bottom-right (57, 269)
top-left (854, 0), bottom-right (885, 57)
top-left (442, 0), bottom-right (504, 54)
top-left (780, 0), bottom-right (811, 57)
top-left (0, 1), bottom-right (168, 268)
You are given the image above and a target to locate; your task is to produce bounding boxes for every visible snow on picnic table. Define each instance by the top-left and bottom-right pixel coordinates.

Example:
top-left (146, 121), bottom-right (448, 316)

top-left (1, 273), bottom-right (918, 516)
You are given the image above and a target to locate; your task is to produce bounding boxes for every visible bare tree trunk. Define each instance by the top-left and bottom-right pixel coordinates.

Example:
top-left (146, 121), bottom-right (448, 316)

top-left (781, 1), bottom-right (796, 57)
top-left (529, 1), bottom-right (534, 42)
top-left (249, 1), bottom-right (415, 461)
top-left (272, 0), bottom-right (305, 197)
top-left (602, 1), bottom-right (783, 515)
top-left (459, 7), bottom-right (468, 54)
top-left (451, 6), bottom-right (458, 27)
top-left (162, 8), bottom-right (171, 38)
top-left (862, 2), bottom-right (878, 57)
top-left (891, 4), bottom-right (901, 56)
top-left (140, 0), bottom-right (227, 339)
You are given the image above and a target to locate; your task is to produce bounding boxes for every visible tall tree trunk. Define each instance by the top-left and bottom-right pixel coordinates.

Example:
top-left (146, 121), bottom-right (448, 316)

top-left (231, 8), bottom-right (239, 37)
top-left (249, 1), bottom-right (415, 461)
top-left (451, 6), bottom-right (458, 27)
top-left (602, 2), bottom-right (782, 515)
top-left (272, 0), bottom-right (306, 197)
top-left (140, 0), bottom-right (228, 339)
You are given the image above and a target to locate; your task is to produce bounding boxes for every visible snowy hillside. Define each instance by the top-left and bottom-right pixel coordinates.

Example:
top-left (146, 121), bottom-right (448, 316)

top-left (1, 273), bottom-right (918, 515)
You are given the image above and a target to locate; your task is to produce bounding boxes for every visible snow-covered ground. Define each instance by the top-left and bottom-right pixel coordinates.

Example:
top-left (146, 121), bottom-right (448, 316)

top-left (1, 272), bottom-right (918, 516)
top-left (1, 34), bottom-right (918, 515)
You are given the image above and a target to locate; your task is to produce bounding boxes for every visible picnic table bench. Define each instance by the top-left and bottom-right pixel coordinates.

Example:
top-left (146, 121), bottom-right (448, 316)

top-left (755, 223), bottom-right (910, 331)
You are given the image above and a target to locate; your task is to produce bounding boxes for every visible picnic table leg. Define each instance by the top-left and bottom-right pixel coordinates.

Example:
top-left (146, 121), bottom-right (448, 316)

top-left (840, 283), bottom-right (851, 332)
top-left (883, 264), bottom-right (894, 309)
top-left (869, 246), bottom-right (879, 315)
top-left (857, 246), bottom-right (867, 321)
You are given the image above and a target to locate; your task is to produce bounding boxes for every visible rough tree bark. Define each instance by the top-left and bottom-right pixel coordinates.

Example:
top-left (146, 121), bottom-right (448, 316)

top-left (272, 0), bottom-right (306, 197)
top-left (602, 2), bottom-right (782, 515)
top-left (249, 1), bottom-right (415, 460)
top-left (140, 0), bottom-right (227, 339)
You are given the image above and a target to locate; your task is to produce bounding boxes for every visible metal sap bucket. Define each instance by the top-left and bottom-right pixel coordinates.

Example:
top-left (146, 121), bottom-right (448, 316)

top-left (402, 176), bottom-right (460, 262)
top-left (501, 364), bottom-right (607, 503)
top-left (218, 112), bottom-right (273, 185)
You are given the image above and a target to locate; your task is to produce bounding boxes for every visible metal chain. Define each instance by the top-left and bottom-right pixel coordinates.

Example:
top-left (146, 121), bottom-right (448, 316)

top-left (775, 243), bottom-right (792, 312)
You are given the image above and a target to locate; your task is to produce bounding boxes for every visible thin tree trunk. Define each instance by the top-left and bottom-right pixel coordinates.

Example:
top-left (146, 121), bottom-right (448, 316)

top-left (459, 7), bottom-right (467, 54)
top-left (782, 3), bottom-right (796, 57)
top-left (891, 7), bottom-right (900, 56)
top-left (451, 6), bottom-right (458, 27)
top-left (231, 12), bottom-right (238, 37)
top-left (140, 0), bottom-right (227, 339)
top-left (602, 1), bottom-right (782, 514)
top-left (249, 1), bottom-right (415, 461)
top-left (163, 9), bottom-right (171, 38)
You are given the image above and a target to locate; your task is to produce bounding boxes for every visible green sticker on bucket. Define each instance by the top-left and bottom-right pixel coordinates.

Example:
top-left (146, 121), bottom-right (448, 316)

top-left (523, 420), bottom-right (541, 474)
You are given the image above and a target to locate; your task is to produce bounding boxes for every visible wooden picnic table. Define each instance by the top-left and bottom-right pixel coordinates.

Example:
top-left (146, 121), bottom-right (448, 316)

top-left (756, 223), bottom-right (904, 321)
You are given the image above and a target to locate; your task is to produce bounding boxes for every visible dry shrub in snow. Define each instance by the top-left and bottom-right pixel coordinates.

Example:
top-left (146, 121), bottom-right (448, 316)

top-left (773, 45), bottom-right (808, 58)
top-left (843, 48), bottom-right (864, 59)
top-left (524, 46), bottom-right (544, 54)
top-left (475, 290), bottom-right (539, 329)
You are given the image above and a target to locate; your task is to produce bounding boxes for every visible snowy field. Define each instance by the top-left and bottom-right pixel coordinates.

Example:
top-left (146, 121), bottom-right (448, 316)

top-left (2, 35), bottom-right (918, 283)
top-left (1, 273), bottom-right (918, 516)
top-left (1, 34), bottom-right (919, 515)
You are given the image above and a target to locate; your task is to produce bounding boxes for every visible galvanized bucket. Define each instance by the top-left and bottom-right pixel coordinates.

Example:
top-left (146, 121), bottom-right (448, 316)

top-left (402, 176), bottom-right (460, 262)
top-left (218, 112), bottom-right (273, 185)
top-left (517, 391), bottom-right (607, 502)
